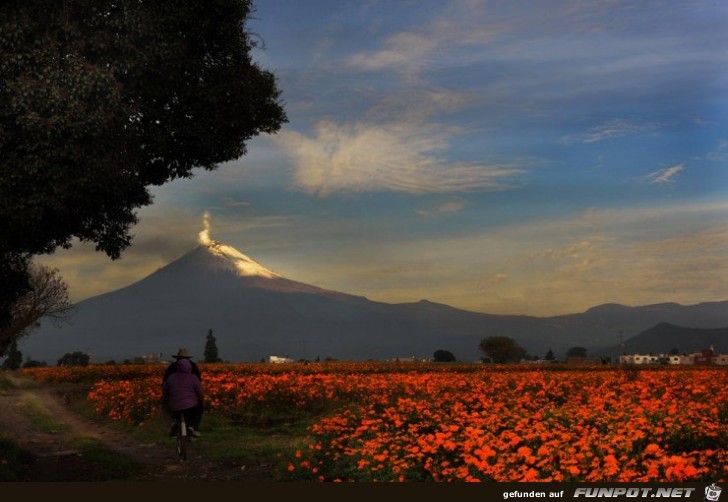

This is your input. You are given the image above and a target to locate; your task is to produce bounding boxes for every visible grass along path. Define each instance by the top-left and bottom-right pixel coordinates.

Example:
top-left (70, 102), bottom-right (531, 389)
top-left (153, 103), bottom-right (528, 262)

top-left (0, 374), bottom-right (142, 480)
top-left (0, 373), bottom-right (306, 481)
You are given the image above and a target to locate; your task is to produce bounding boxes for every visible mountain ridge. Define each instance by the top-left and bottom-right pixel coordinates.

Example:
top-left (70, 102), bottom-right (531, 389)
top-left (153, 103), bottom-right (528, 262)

top-left (615, 322), bottom-right (728, 355)
top-left (17, 239), bottom-right (728, 363)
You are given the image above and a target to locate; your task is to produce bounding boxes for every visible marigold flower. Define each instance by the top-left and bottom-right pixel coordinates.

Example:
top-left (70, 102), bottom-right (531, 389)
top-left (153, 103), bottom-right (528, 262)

top-left (644, 444), bottom-right (660, 455)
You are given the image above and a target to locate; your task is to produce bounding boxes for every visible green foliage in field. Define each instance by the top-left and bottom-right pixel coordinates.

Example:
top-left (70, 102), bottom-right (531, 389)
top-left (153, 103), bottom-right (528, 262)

top-left (70, 437), bottom-right (140, 481)
top-left (69, 388), bottom-right (310, 481)
top-left (0, 375), bottom-right (12, 392)
top-left (0, 437), bottom-right (31, 481)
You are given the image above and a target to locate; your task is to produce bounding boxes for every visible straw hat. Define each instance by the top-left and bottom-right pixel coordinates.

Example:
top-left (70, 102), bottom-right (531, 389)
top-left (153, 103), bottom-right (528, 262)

top-left (172, 348), bottom-right (192, 359)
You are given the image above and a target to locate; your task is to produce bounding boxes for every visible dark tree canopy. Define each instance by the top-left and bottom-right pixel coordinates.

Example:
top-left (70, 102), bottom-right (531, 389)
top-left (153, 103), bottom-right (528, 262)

top-left (432, 349), bottom-right (456, 362)
top-left (479, 336), bottom-right (526, 364)
top-left (566, 346), bottom-right (587, 358)
top-left (1, 340), bottom-right (22, 370)
top-left (0, 254), bottom-right (30, 339)
top-left (22, 357), bottom-right (48, 369)
top-left (203, 328), bottom-right (221, 363)
top-left (57, 351), bottom-right (90, 367)
top-left (0, 0), bottom-right (287, 331)
top-left (0, 262), bottom-right (74, 356)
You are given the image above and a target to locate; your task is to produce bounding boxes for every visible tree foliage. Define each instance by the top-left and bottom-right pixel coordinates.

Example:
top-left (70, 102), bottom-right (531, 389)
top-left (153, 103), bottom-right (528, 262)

top-left (566, 346), bottom-right (587, 358)
top-left (203, 329), bottom-right (221, 363)
top-left (0, 262), bottom-right (74, 356)
top-left (0, 0), bottom-right (287, 334)
top-left (0, 254), bottom-right (31, 342)
top-left (22, 357), bottom-right (47, 369)
top-left (478, 336), bottom-right (526, 364)
top-left (57, 351), bottom-right (90, 367)
top-left (432, 349), bottom-right (456, 362)
top-left (1, 340), bottom-right (22, 370)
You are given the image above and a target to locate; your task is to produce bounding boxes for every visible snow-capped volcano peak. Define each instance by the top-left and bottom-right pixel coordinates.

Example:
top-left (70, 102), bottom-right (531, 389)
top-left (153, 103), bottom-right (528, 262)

top-left (197, 212), bottom-right (281, 279)
top-left (201, 239), bottom-right (281, 279)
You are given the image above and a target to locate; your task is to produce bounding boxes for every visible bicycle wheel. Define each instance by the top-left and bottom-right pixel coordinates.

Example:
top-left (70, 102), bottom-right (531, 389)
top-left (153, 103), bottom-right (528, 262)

top-left (177, 435), bottom-right (187, 461)
top-left (176, 415), bottom-right (188, 461)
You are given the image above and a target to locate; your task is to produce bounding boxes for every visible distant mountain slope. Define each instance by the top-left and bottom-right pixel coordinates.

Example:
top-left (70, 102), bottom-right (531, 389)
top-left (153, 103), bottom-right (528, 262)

top-left (616, 322), bottom-right (728, 354)
top-left (17, 238), bottom-right (728, 363)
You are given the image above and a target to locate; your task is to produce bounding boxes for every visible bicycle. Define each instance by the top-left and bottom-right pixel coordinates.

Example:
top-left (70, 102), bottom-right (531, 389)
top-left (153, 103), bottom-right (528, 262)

top-left (173, 411), bottom-right (189, 461)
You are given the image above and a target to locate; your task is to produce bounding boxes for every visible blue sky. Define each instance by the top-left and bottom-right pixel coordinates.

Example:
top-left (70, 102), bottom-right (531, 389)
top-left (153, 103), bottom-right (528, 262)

top-left (40, 0), bottom-right (728, 316)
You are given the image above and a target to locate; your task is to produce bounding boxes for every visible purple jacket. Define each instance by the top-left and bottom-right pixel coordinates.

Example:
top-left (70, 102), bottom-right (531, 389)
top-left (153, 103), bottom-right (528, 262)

top-left (162, 358), bottom-right (204, 412)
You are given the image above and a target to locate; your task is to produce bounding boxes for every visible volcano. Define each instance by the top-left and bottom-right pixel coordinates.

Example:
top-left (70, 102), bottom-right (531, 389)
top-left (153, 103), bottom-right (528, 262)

top-left (19, 235), bottom-right (481, 362)
top-left (18, 234), bottom-right (728, 364)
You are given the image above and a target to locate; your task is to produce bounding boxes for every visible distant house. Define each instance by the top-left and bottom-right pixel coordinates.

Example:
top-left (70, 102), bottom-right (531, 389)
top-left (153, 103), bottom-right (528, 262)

top-left (389, 356), bottom-right (417, 363)
top-left (268, 355), bottom-right (294, 364)
top-left (715, 354), bottom-right (728, 366)
top-left (519, 359), bottom-right (557, 365)
top-left (566, 356), bottom-right (609, 365)
top-left (142, 353), bottom-right (164, 364)
top-left (693, 347), bottom-right (715, 365)
top-left (619, 354), bottom-right (661, 365)
top-left (619, 346), bottom-right (727, 365)
top-left (676, 355), bottom-right (694, 365)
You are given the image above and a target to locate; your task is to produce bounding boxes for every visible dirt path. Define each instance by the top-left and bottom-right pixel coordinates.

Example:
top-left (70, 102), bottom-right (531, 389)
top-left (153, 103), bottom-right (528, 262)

top-left (0, 376), bottom-right (269, 481)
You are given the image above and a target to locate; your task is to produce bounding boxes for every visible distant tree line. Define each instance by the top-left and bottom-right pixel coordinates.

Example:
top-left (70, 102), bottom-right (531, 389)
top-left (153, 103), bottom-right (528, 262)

top-left (1, 331), bottom-right (609, 369)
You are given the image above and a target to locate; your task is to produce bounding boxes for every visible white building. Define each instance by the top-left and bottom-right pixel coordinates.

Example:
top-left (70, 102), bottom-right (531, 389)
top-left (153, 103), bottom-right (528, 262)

top-left (619, 354), bottom-right (661, 365)
top-left (619, 348), bottom-right (728, 365)
top-left (714, 354), bottom-right (728, 366)
top-left (388, 356), bottom-right (417, 362)
top-left (268, 355), bottom-right (294, 364)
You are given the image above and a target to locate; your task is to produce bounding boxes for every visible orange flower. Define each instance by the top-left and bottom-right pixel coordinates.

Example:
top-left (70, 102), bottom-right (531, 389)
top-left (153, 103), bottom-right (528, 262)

top-left (18, 361), bottom-right (723, 483)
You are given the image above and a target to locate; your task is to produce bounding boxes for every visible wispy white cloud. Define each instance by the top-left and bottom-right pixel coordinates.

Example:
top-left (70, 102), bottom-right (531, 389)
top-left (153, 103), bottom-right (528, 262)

top-left (367, 89), bottom-right (478, 122)
top-left (497, 233), bottom-right (728, 315)
top-left (313, 201), bottom-right (728, 315)
top-left (693, 117), bottom-right (718, 127)
top-left (572, 201), bottom-right (728, 228)
top-left (436, 200), bottom-right (468, 214)
top-left (583, 118), bottom-right (661, 143)
top-left (636, 226), bottom-right (728, 256)
top-left (275, 119), bottom-right (525, 196)
top-left (645, 163), bottom-right (684, 184)
top-left (348, 32), bottom-right (439, 83)
top-left (489, 272), bottom-right (509, 283)
top-left (707, 139), bottom-right (728, 161)
top-left (416, 198), bottom-right (469, 216)
top-left (346, 5), bottom-right (507, 83)
top-left (223, 197), bottom-right (250, 208)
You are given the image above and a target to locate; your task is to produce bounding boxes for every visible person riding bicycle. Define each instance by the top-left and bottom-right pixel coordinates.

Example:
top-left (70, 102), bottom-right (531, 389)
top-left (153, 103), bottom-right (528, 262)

top-left (163, 348), bottom-right (202, 382)
top-left (162, 357), bottom-right (204, 437)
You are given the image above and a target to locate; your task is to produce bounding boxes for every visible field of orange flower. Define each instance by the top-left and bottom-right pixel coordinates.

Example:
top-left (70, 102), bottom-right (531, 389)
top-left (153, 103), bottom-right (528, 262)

top-left (19, 363), bottom-right (727, 482)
